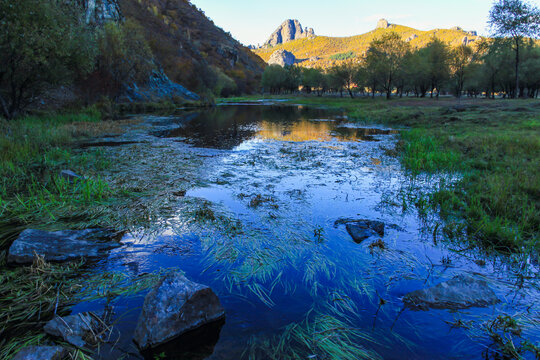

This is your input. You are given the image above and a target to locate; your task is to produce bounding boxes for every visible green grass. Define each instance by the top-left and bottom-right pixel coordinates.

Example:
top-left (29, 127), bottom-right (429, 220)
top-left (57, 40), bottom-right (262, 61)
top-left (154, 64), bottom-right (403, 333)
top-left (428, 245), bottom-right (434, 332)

top-left (221, 95), bottom-right (540, 252)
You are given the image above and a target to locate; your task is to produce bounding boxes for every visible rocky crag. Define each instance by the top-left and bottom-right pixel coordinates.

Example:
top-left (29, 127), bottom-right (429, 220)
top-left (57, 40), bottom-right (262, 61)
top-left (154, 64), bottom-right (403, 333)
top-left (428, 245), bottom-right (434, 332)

top-left (264, 19), bottom-right (315, 47)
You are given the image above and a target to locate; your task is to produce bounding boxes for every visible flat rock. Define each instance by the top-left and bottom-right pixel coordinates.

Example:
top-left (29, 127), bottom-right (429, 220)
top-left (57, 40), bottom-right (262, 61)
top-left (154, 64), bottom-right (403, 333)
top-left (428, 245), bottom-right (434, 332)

top-left (133, 271), bottom-right (225, 350)
top-left (8, 228), bottom-right (123, 265)
top-left (403, 274), bottom-right (500, 310)
top-left (12, 346), bottom-right (68, 360)
top-left (44, 312), bottom-right (104, 348)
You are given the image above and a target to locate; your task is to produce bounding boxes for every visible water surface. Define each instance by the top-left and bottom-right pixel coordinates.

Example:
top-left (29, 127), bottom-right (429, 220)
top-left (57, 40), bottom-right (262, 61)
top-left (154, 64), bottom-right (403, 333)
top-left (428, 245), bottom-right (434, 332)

top-left (75, 105), bottom-right (539, 359)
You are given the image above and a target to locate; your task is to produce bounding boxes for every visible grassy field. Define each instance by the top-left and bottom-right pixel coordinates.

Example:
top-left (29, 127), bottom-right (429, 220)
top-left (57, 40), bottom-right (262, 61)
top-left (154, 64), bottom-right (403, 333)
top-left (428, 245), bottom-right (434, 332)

top-left (221, 95), bottom-right (540, 253)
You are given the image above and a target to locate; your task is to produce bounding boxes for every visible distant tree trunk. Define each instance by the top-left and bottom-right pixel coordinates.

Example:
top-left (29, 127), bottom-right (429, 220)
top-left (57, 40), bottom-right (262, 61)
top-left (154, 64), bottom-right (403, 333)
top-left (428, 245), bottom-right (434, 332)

top-left (514, 37), bottom-right (520, 99)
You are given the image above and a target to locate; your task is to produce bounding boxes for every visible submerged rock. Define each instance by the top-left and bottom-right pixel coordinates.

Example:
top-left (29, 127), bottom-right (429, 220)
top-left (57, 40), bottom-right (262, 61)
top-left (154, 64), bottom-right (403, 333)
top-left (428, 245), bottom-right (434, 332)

top-left (335, 219), bottom-right (385, 243)
top-left (403, 274), bottom-right (500, 310)
top-left (44, 312), bottom-right (104, 348)
top-left (12, 346), bottom-right (67, 360)
top-left (7, 228), bottom-right (123, 265)
top-left (133, 271), bottom-right (225, 350)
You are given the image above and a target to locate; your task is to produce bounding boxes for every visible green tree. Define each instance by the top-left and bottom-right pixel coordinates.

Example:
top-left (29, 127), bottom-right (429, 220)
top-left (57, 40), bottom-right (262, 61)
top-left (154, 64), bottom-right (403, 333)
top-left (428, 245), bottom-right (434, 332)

top-left (488, 0), bottom-right (540, 98)
top-left (0, 0), bottom-right (96, 119)
top-left (365, 32), bottom-right (410, 99)
top-left (423, 38), bottom-right (451, 98)
top-left (450, 45), bottom-right (474, 98)
top-left (97, 19), bottom-right (154, 100)
top-left (261, 65), bottom-right (288, 94)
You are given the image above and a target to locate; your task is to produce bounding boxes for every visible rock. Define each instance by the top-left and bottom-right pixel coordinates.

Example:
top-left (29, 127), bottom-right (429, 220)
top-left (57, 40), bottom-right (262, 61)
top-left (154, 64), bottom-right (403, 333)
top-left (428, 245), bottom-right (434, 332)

top-left (60, 170), bottom-right (82, 182)
top-left (346, 224), bottom-right (376, 243)
top-left (403, 274), bottom-right (500, 310)
top-left (124, 69), bottom-right (199, 102)
top-left (81, 0), bottom-right (122, 25)
top-left (217, 45), bottom-right (239, 67)
top-left (7, 228), bottom-right (123, 265)
top-left (268, 50), bottom-right (296, 67)
top-left (44, 312), bottom-right (104, 348)
top-left (376, 19), bottom-right (391, 29)
top-left (133, 271), bottom-right (225, 350)
top-left (264, 19), bottom-right (315, 47)
top-left (12, 346), bottom-right (68, 360)
top-left (335, 219), bottom-right (385, 243)
top-left (405, 34), bottom-right (418, 42)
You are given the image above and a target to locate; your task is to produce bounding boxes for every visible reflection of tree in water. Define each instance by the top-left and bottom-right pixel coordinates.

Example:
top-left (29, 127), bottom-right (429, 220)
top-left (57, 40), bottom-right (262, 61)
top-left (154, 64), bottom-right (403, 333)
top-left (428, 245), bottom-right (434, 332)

top-left (160, 105), bottom-right (396, 149)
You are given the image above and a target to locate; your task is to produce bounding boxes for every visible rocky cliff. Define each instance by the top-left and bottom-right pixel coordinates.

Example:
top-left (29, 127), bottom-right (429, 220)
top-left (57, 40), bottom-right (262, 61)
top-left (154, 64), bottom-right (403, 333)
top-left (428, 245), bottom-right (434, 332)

top-left (264, 19), bottom-right (315, 47)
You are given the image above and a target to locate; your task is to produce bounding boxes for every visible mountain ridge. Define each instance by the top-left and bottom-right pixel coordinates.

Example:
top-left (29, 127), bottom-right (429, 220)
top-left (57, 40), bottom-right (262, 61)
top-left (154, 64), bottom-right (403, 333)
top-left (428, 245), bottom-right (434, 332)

top-left (254, 19), bottom-right (481, 68)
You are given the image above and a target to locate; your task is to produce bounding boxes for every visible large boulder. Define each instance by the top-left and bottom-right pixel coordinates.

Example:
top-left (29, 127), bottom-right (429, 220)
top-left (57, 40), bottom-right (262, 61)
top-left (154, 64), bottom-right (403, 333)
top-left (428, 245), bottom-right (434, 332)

top-left (403, 274), bottom-right (500, 310)
top-left (44, 312), bottom-right (104, 348)
top-left (7, 228), bottom-right (123, 265)
top-left (268, 50), bottom-right (296, 67)
top-left (81, 0), bottom-right (122, 25)
top-left (12, 346), bottom-right (67, 360)
top-left (133, 271), bottom-right (225, 350)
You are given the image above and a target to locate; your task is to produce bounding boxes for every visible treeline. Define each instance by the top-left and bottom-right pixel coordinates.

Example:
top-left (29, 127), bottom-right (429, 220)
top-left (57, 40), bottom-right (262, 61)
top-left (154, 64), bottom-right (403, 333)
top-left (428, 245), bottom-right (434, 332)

top-left (262, 35), bottom-right (540, 99)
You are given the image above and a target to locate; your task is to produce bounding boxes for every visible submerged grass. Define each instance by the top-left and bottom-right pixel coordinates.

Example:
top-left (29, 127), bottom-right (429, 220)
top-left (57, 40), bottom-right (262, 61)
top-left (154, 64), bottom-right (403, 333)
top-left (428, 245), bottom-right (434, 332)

top-left (224, 96), bottom-right (540, 252)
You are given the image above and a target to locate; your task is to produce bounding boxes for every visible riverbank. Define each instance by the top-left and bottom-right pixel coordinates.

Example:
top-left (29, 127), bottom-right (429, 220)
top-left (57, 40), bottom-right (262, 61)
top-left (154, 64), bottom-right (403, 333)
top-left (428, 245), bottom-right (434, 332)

top-left (221, 96), bottom-right (540, 253)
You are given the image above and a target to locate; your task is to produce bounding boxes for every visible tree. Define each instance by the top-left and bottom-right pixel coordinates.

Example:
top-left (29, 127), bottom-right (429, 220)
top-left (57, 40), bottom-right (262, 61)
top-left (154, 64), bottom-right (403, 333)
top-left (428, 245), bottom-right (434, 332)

top-left (450, 45), bottom-right (473, 98)
top-left (365, 32), bottom-right (410, 99)
top-left (261, 65), bottom-right (288, 94)
top-left (422, 38), bottom-right (450, 98)
top-left (301, 68), bottom-right (326, 96)
top-left (0, 0), bottom-right (96, 119)
top-left (97, 19), bottom-right (154, 100)
top-left (488, 0), bottom-right (540, 98)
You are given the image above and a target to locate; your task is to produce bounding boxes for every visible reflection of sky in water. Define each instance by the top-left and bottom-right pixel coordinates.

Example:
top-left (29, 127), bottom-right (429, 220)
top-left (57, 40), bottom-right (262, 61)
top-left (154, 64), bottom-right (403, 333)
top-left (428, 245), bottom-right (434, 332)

top-left (76, 106), bottom-right (539, 360)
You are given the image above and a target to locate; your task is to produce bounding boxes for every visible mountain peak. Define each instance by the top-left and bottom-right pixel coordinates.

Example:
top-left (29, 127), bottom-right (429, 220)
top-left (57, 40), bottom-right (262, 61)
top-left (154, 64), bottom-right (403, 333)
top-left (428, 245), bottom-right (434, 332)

top-left (263, 19), bottom-right (315, 47)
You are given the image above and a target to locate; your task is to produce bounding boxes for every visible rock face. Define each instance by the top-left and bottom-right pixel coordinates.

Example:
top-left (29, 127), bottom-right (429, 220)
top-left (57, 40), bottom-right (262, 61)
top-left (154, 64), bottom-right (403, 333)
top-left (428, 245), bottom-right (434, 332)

top-left (376, 19), bottom-right (391, 29)
top-left (268, 50), bottom-right (296, 67)
top-left (403, 274), bottom-right (500, 310)
top-left (133, 271), bottom-right (225, 350)
top-left (12, 346), bottom-right (67, 360)
top-left (7, 228), bottom-right (123, 265)
top-left (264, 19), bottom-right (315, 47)
top-left (44, 312), bottom-right (104, 348)
top-left (125, 69), bottom-right (199, 102)
top-left (80, 0), bottom-right (122, 24)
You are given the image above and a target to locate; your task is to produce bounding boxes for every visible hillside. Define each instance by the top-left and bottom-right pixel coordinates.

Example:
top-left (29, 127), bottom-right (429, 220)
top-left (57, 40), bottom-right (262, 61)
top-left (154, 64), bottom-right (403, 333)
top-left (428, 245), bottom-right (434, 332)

top-left (254, 20), bottom-right (480, 68)
top-left (119, 0), bottom-right (266, 94)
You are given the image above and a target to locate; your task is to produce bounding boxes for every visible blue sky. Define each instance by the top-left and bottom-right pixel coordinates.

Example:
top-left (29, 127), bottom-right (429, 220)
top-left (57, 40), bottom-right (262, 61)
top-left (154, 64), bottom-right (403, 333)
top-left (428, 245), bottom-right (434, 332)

top-left (190, 0), bottom-right (498, 46)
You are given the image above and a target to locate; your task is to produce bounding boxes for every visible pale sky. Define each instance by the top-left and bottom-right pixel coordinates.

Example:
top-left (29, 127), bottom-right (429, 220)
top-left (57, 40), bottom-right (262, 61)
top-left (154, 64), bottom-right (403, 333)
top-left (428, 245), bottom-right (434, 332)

top-left (189, 0), bottom-right (510, 46)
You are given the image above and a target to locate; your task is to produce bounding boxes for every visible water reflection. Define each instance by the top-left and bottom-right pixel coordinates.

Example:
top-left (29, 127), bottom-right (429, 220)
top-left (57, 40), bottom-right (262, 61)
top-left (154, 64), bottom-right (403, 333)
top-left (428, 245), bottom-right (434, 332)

top-left (155, 105), bottom-right (397, 149)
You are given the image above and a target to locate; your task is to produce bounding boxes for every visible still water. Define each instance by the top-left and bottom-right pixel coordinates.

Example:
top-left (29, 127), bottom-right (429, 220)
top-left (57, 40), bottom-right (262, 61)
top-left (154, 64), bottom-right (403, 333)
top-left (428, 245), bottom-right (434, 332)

top-left (75, 105), bottom-right (539, 359)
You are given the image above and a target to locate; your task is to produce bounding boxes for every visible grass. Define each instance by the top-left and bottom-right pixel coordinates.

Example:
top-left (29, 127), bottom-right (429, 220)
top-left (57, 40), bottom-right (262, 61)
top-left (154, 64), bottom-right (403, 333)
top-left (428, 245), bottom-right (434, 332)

top-left (221, 95), bottom-right (540, 253)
